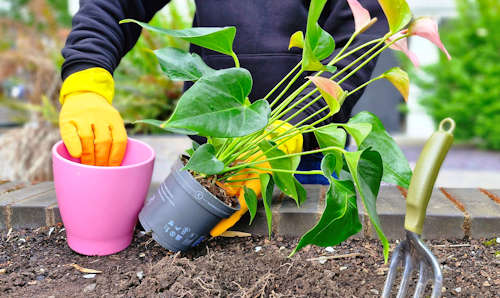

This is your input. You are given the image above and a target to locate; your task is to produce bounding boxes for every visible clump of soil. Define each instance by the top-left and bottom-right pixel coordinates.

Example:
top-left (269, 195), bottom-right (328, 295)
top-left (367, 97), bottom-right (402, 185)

top-left (1, 226), bottom-right (499, 297)
top-left (181, 156), bottom-right (238, 208)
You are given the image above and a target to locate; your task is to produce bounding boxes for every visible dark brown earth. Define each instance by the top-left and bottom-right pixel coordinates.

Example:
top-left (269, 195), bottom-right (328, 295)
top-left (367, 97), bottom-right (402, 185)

top-left (1, 226), bottom-right (499, 297)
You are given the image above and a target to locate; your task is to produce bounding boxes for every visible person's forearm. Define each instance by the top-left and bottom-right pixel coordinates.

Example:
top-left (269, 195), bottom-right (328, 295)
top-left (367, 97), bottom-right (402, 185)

top-left (61, 0), bottom-right (170, 80)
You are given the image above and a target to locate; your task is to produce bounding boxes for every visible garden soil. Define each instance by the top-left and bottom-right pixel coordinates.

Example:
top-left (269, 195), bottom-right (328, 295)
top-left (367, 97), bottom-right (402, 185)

top-left (1, 226), bottom-right (499, 297)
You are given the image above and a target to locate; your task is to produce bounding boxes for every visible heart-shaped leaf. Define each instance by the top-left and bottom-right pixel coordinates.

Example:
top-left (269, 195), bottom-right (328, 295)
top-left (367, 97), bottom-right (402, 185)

top-left (344, 149), bottom-right (388, 262)
top-left (339, 122), bottom-right (372, 146)
top-left (314, 124), bottom-right (346, 175)
top-left (164, 68), bottom-right (271, 137)
top-left (307, 76), bottom-right (344, 116)
top-left (134, 119), bottom-right (196, 134)
top-left (120, 19), bottom-right (236, 56)
top-left (349, 111), bottom-right (412, 188)
top-left (243, 186), bottom-right (258, 225)
top-left (382, 67), bottom-right (409, 102)
top-left (377, 0), bottom-right (412, 33)
top-left (184, 144), bottom-right (224, 175)
top-left (260, 173), bottom-right (275, 239)
top-left (185, 141), bottom-right (200, 157)
top-left (154, 47), bottom-right (215, 81)
top-left (302, 0), bottom-right (335, 71)
top-left (290, 154), bottom-right (362, 255)
top-left (289, 31), bottom-right (304, 49)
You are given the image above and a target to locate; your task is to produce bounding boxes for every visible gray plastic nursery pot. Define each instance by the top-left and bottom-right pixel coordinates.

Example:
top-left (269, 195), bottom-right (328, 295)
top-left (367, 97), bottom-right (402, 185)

top-left (139, 158), bottom-right (239, 252)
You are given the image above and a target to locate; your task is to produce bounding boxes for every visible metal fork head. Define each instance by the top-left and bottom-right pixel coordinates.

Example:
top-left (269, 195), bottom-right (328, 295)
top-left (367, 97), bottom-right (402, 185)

top-left (381, 231), bottom-right (443, 298)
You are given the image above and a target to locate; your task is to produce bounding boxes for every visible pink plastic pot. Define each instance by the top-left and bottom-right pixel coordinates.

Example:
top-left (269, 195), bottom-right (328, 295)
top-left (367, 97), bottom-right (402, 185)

top-left (52, 138), bottom-right (155, 256)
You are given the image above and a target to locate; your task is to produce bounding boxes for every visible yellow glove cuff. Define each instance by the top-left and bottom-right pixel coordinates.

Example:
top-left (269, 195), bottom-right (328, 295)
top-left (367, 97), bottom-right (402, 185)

top-left (59, 67), bottom-right (114, 105)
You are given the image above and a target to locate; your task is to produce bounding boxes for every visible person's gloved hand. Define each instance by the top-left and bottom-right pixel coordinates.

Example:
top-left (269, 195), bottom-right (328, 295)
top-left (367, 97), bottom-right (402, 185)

top-left (210, 120), bottom-right (303, 236)
top-left (59, 68), bottom-right (127, 166)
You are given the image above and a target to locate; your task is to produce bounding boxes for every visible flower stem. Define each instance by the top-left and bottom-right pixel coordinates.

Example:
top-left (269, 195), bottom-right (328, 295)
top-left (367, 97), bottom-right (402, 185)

top-left (265, 61), bottom-right (302, 105)
top-left (345, 76), bottom-right (384, 96)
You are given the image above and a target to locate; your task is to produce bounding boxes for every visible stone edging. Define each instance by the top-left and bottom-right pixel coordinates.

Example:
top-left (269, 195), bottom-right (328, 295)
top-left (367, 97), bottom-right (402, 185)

top-left (1, 180), bottom-right (499, 239)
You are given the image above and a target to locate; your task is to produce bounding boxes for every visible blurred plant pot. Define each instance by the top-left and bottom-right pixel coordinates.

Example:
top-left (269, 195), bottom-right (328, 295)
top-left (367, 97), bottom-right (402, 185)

top-left (52, 138), bottom-right (155, 256)
top-left (139, 158), bottom-right (239, 252)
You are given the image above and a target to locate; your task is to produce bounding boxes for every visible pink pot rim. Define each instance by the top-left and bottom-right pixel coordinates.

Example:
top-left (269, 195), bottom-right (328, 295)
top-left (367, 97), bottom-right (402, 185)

top-left (52, 137), bottom-right (156, 170)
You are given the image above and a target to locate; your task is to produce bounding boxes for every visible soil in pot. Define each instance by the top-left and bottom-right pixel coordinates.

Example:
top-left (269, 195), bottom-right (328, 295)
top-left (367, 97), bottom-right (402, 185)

top-left (181, 156), bottom-right (238, 208)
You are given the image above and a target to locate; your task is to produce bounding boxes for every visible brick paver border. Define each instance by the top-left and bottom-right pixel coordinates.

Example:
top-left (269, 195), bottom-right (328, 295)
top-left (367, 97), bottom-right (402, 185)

top-left (1, 180), bottom-right (499, 239)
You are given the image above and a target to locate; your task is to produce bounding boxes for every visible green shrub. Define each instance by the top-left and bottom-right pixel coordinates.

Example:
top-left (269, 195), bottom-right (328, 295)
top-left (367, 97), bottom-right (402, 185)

top-left (413, 0), bottom-right (500, 149)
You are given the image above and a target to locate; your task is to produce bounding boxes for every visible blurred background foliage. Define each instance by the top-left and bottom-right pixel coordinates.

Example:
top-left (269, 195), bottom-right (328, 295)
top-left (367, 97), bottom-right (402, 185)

top-left (0, 0), bottom-right (68, 124)
top-left (0, 0), bottom-right (194, 134)
top-left (411, 0), bottom-right (500, 150)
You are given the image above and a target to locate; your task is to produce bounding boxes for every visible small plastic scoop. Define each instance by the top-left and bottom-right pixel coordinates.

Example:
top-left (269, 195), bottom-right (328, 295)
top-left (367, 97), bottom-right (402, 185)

top-left (382, 118), bottom-right (455, 298)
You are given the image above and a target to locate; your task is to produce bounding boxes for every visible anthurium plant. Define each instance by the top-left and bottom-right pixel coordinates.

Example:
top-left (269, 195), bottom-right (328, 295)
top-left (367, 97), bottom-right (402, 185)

top-left (121, 0), bottom-right (450, 261)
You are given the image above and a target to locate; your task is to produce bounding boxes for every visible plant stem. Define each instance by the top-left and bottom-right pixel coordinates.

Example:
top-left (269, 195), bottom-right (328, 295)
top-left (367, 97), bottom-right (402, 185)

top-left (223, 146), bottom-right (344, 174)
top-left (335, 38), bottom-right (384, 62)
top-left (265, 61), bottom-right (302, 104)
top-left (270, 37), bottom-right (387, 124)
top-left (221, 177), bottom-right (260, 183)
top-left (231, 52), bottom-right (240, 68)
top-left (337, 34), bottom-right (407, 85)
top-left (268, 69), bottom-right (304, 109)
top-left (247, 166), bottom-right (323, 175)
top-left (345, 76), bottom-right (384, 96)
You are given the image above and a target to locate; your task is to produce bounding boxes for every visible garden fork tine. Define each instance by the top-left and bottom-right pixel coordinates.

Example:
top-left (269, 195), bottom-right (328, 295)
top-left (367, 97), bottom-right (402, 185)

top-left (396, 247), bottom-right (416, 298)
top-left (382, 241), bottom-right (404, 296)
top-left (381, 118), bottom-right (455, 298)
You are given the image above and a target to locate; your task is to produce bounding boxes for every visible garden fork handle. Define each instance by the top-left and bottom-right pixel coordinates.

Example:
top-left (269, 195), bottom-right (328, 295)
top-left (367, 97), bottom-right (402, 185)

top-left (405, 118), bottom-right (455, 235)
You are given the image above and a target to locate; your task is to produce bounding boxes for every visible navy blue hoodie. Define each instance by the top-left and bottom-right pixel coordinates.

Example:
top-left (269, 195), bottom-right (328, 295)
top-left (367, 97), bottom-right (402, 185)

top-left (61, 0), bottom-right (387, 150)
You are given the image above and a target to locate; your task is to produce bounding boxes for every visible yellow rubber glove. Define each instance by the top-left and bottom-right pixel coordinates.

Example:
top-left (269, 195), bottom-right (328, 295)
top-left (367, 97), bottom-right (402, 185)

top-left (210, 120), bottom-right (303, 236)
top-left (59, 68), bottom-right (127, 166)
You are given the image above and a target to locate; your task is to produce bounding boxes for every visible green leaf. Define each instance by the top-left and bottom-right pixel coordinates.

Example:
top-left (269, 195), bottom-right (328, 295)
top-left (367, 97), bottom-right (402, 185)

top-left (186, 141), bottom-right (199, 157)
top-left (257, 140), bottom-right (302, 206)
top-left (344, 149), bottom-right (388, 262)
top-left (377, 0), bottom-right (412, 33)
top-left (339, 123), bottom-right (372, 146)
top-left (289, 31), bottom-right (304, 49)
top-left (302, 0), bottom-right (335, 71)
top-left (243, 186), bottom-right (258, 225)
top-left (259, 173), bottom-right (275, 239)
top-left (314, 124), bottom-right (346, 175)
top-left (290, 154), bottom-right (362, 255)
top-left (207, 137), bottom-right (227, 153)
top-left (164, 68), bottom-right (271, 137)
top-left (184, 144), bottom-right (224, 175)
top-left (120, 19), bottom-right (236, 55)
top-left (349, 111), bottom-right (412, 188)
top-left (294, 179), bottom-right (308, 206)
top-left (381, 67), bottom-right (409, 102)
top-left (134, 119), bottom-right (196, 134)
top-left (324, 65), bottom-right (338, 74)
top-left (154, 47), bottom-right (215, 81)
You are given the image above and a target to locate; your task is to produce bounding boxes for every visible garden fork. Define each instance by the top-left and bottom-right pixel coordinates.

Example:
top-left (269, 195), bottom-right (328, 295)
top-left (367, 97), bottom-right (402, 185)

top-left (382, 118), bottom-right (455, 298)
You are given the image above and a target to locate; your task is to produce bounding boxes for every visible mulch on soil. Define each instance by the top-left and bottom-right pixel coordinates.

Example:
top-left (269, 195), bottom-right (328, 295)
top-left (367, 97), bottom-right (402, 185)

top-left (1, 226), bottom-right (498, 297)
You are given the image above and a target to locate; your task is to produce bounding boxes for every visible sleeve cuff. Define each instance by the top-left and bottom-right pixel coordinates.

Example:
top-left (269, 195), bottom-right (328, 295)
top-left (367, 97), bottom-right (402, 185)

top-left (59, 67), bottom-right (114, 105)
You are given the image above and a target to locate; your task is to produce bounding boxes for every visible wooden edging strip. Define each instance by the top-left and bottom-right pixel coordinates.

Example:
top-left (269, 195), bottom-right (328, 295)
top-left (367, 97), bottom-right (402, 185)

top-left (439, 187), bottom-right (471, 237)
top-left (478, 188), bottom-right (500, 205)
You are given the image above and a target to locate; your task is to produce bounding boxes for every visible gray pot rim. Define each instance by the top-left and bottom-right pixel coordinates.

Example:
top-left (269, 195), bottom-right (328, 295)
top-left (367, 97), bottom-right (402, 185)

top-left (171, 157), bottom-right (240, 218)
